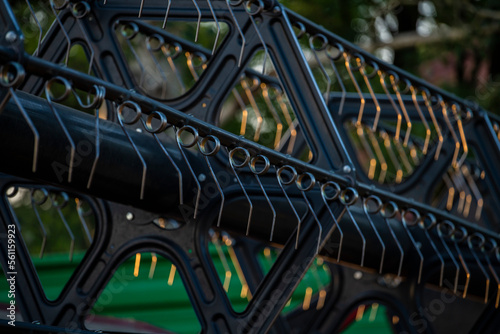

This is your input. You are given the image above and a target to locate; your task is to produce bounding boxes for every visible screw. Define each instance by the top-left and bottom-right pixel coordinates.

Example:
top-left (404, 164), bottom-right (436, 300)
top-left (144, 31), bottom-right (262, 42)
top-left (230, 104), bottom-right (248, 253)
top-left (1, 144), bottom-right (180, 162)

top-left (343, 165), bottom-right (352, 174)
top-left (126, 212), bottom-right (134, 221)
top-left (135, 128), bottom-right (143, 133)
top-left (354, 271), bottom-right (363, 280)
top-left (198, 174), bottom-right (206, 182)
top-left (5, 31), bottom-right (17, 43)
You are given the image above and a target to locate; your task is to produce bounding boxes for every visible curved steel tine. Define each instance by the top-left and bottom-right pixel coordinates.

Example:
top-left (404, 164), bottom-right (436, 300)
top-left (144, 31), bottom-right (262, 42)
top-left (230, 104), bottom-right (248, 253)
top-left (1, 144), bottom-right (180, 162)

top-left (354, 122), bottom-right (378, 180)
top-left (231, 88), bottom-right (249, 136)
top-left (343, 52), bottom-right (365, 126)
top-left (453, 169), bottom-right (473, 218)
top-left (162, 0), bottom-right (173, 29)
top-left (87, 86), bottom-right (106, 189)
top-left (366, 128), bottom-right (388, 183)
top-left (261, 84), bottom-right (284, 149)
top-left (461, 164), bottom-right (484, 221)
top-left (309, 259), bottom-right (327, 310)
top-left (437, 221), bottom-right (460, 293)
top-left (72, 3), bottom-right (95, 75)
top-left (320, 182), bottom-right (343, 261)
top-left (240, 76), bottom-right (263, 142)
top-left (420, 214), bottom-right (445, 287)
top-left (191, 0), bottom-right (202, 42)
top-left (145, 35), bottom-right (168, 99)
top-left (401, 209), bottom-right (424, 284)
top-left (296, 173), bottom-right (322, 255)
top-left (226, 0), bottom-right (246, 67)
top-left (380, 130), bottom-right (403, 183)
top-left (362, 196), bottom-right (386, 274)
top-left (439, 99), bottom-right (461, 169)
top-left (26, 0), bottom-right (43, 57)
top-left (142, 112), bottom-right (183, 205)
top-left (451, 104), bottom-right (469, 168)
top-left (120, 23), bottom-right (147, 87)
top-left (389, 75), bottom-right (412, 147)
top-left (393, 136), bottom-right (413, 175)
top-left (76, 198), bottom-right (93, 244)
top-left (482, 239), bottom-right (500, 308)
top-left (198, 136), bottom-right (225, 227)
top-left (210, 230), bottom-right (232, 291)
top-left (223, 234), bottom-right (252, 300)
top-left (468, 233), bottom-right (490, 304)
top-left (50, 0), bottom-right (71, 67)
top-left (409, 85), bottom-right (431, 155)
top-left (408, 140), bottom-right (420, 165)
top-left (248, 11), bottom-right (268, 74)
top-left (421, 90), bottom-right (444, 160)
top-left (276, 90), bottom-right (297, 154)
top-left (250, 155), bottom-right (276, 241)
top-left (309, 34), bottom-right (331, 101)
top-left (449, 169), bottom-right (468, 216)
top-left (30, 189), bottom-right (48, 259)
top-left (161, 43), bottom-right (186, 92)
top-left (276, 166), bottom-right (301, 249)
top-left (206, 0), bottom-right (221, 55)
top-left (442, 173), bottom-right (456, 211)
top-left (378, 71), bottom-right (402, 142)
top-left (175, 125), bottom-right (201, 218)
top-left (116, 101), bottom-right (147, 199)
top-left (186, 52), bottom-right (207, 81)
top-left (328, 52), bottom-right (347, 116)
top-left (451, 226), bottom-right (471, 298)
top-left (340, 188), bottom-right (366, 266)
top-left (149, 252), bottom-right (157, 279)
top-left (138, 0), bottom-right (145, 17)
top-left (51, 192), bottom-right (75, 261)
top-left (358, 59), bottom-right (382, 131)
top-left (380, 201), bottom-right (404, 276)
top-left (45, 77), bottom-right (76, 183)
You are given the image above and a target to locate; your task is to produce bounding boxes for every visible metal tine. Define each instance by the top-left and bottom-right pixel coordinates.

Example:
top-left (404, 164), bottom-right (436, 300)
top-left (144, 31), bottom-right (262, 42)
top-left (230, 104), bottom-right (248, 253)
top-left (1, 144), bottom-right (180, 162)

top-left (71, 2), bottom-right (95, 74)
top-left (324, 43), bottom-right (347, 116)
top-left (309, 34), bottom-right (331, 101)
top-left (250, 155), bottom-right (276, 241)
top-left (192, 0), bottom-right (202, 42)
top-left (439, 98), bottom-right (461, 169)
top-left (389, 73), bottom-right (413, 147)
top-left (408, 140), bottom-right (421, 166)
top-left (437, 221), bottom-right (460, 293)
top-left (223, 233), bottom-right (252, 300)
top-left (468, 233), bottom-right (490, 304)
top-left (76, 198), bottom-right (93, 244)
top-left (482, 239), bottom-right (500, 308)
top-left (451, 104), bottom-right (470, 168)
top-left (379, 130), bottom-right (403, 183)
top-left (5, 187), bottom-right (22, 232)
top-left (162, 0), bottom-right (173, 29)
top-left (366, 128), bottom-right (388, 183)
top-left (420, 213), bottom-right (446, 287)
top-left (392, 134), bottom-right (414, 175)
top-left (277, 166), bottom-right (301, 249)
top-left (210, 229), bottom-right (232, 291)
top-left (228, 148), bottom-right (253, 235)
top-left (50, 0), bottom-right (72, 67)
top-left (353, 122), bottom-right (378, 181)
top-left (380, 201), bottom-right (404, 277)
top-left (461, 164), bottom-right (484, 221)
top-left (320, 182), bottom-right (344, 261)
top-left (409, 85), bottom-right (432, 155)
top-left (143, 111), bottom-right (184, 205)
top-left (357, 56), bottom-right (382, 131)
top-left (138, 0), bottom-right (145, 17)
top-left (401, 209), bottom-right (424, 284)
top-left (116, 101), bottom-right (147, 199)
top-left (161, 42), bottom-right (187, 92)
top-left (186, 52), bottom-right (208, 81)
top-left (45, 77), bottom-right (76, 182)
top-left (449, 170), bottom-right (469, 216)
top-left (175, 125), bottom-right (202, 218)
top-left (451, 226), bottom-right (471, 298)
top-left (340, 187), bottom-right (366, 267)
top-left (343, 52), bottom-right (365, 127)
top-left (145, 34), bottom-right (168, 99)
top-left (421, 89), bottom-right (444, 161)
top-left (226, 0), bottom-right (246, 67)
top-left (233, 88), bottom-right (249, 136)
top-left (261, 84), bottom-right (284, 149)
top-left (120, 23), bottom-right (147, 87)
top-left (309, 258), bottom-right (327, 310)
top-left (198, 135), bottom-right (225, 227)
top-left (30, 189), bottom-right (49, 259)
top-left (275, 89), bottom-right (298, 154)
top-left (206, 0), bottom-right (221, 55)
top-left (168, 263), bottom-right (177, 285)
top-left (26, 0), bottom-right (43, 57)
top-left (149, 252), bottom-right (157, 279)
top-left (87, 86), bottom-right (106, 189)
top-left (442, 173), bottom-right (456, 212)
top-left (362, 195), bottom-right (386, 274)
top-left (452, 169), bottom-right (474, 218)
top-left (247, 2), bottom-right (268, 74)
top-left (296, 173), bottom-right (322, 255)
top-left (51, 192), bottom-right (75, 261)
top-left (378, 71), bottom-right (403, 142)
top-left (240, 76), bottom-right (264, 142)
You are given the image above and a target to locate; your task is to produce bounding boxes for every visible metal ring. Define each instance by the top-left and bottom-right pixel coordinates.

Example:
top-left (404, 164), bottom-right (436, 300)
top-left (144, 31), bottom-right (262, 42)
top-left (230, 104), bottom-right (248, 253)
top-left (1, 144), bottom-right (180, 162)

top-left (164, 42), bottom-right (183, 59)
top-left (250, 155), bottom-right (270, 175)
top-left (6, 186), bottom-right (18, 198)
top-left (117, 101), bottom-right (142, 125)
top-left (296, 172), bottom-right (316, 192)
top-left (45, 76), bottom-right (72, 102)
top-left (72, 2), bottom-right (91, 18)
top-left (77, 199), bottom-right (93, 217)
top-left (326, 43), bottom-right (344, 61)
top-left (363, 195), bottom-right (383, 214)
top-left (347, 53), bottom-right (363, 71)
top-left (402, 208), bottom-right (420, 227)
top-left (419, 213), bottom-right (437, 230)
top-left (52, 0), bottom-right (69, 11)
top-left (387, 71), bottom-right (400, 85)
top-left (365, 61), bottom-right (379, 79)
top-left (468, 232), bottom-right (486, 250)
top-left (309, 34), bottom-right (328, 52)
top-left (31, 188), bottom-right (50, 206)
top-left (483, 238), bottom-right (498, 253)
top-left (321, 181), bottom-right (341, 201)
top-left (51, 192), bottom-right (69, 209)
top-left (451, 226), bottom-right (468, 243)
top-left (245, 0), bottom-right (264, 15)
top-left (176, 126), bottom-right (199, 148)
top-left (399, 78), bottom-right (411, 94)
top-left (145, 111), bottom-right (168, 134)
top-left (229, 0), bottom-right (245, 6)
top-left (0, 62), bottom-right (25, 88)
top-left (292, 21), bottom-right (306, 39)
top-left (77, 85), bottom-right (106, 110)
top-left (229, 147), bottom-right (251, 168)
top-left (120, 22), bottom-right (139, 40)
top-left (146, 34), bottom-right (165, 52)
top-left (340, 187), bottom-right (359, 206)
top-left (199, 135), bottom-right (221, 156)
top-left (381, 201), bottom-right (398, 218)
top-left (277, 165), bottom-right (298, 186)
top-left (189, 52), bottom-right (208, 70)
top-left (437, 220), bottom-right (455, 238)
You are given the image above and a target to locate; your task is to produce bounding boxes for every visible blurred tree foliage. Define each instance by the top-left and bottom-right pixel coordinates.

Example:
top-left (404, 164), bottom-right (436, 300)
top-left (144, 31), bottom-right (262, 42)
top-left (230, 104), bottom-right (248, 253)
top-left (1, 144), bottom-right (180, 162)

top-left (282, 0), bottom-right (500, 113)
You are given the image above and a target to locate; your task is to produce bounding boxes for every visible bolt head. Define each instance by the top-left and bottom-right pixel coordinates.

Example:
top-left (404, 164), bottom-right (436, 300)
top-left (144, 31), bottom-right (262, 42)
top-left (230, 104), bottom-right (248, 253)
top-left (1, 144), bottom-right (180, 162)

top-left (343, 165), bottom-right (352, 174)
top-left (198, 174), bottom-right (206, 182)
top-left (354, 271), bottom-right (363, 280)
top-left (126, 212), bottom-right (134, 221)
top-left (5, 31), bottom-right (17, 43)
